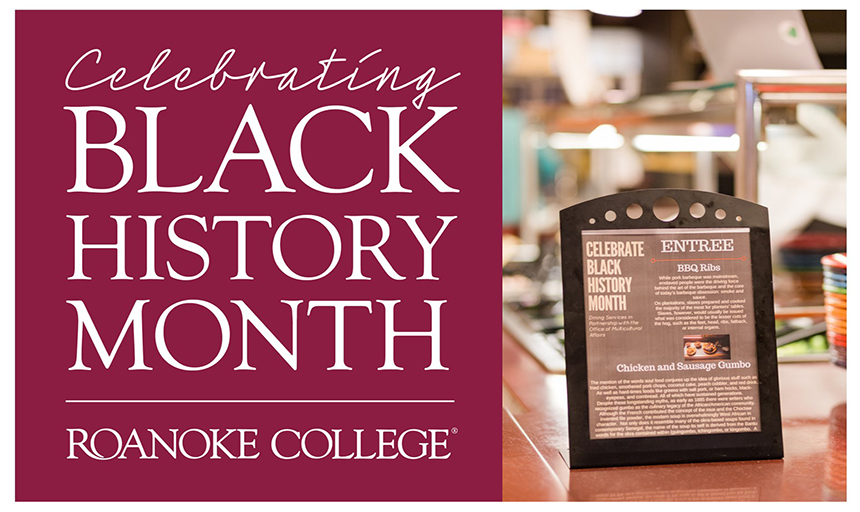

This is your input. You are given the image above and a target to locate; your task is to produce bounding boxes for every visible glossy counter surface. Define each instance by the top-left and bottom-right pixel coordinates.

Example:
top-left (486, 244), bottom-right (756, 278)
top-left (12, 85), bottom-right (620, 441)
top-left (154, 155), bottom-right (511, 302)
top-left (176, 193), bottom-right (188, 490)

top-left (502, 331), bottom-right (847, 501)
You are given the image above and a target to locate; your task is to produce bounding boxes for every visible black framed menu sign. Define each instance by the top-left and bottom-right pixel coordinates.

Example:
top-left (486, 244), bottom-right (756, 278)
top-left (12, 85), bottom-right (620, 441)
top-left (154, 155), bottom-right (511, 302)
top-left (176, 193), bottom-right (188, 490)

top-left (559, 189), bottom-right (783, 469)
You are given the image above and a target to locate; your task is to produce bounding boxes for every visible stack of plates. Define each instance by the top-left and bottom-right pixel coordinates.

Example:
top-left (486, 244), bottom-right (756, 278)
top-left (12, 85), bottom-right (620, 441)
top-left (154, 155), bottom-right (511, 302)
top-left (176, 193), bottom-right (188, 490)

top-left (821, 253), bottom-right (847, 368)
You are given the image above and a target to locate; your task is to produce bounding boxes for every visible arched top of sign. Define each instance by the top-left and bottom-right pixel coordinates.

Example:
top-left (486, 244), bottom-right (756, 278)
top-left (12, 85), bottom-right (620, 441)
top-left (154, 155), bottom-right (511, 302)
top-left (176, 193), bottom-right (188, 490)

top-left (560, 189), bottom-right (769, 232)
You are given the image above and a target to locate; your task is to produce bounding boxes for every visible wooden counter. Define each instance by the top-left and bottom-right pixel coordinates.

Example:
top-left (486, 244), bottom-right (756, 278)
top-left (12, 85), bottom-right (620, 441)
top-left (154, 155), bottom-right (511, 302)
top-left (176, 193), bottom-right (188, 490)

top-left (502, 331), bottom-right (847, 501)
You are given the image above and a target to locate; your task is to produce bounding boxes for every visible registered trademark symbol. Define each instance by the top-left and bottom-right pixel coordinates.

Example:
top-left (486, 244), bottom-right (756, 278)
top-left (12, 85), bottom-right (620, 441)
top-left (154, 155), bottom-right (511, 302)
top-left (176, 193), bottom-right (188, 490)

top-left (451, 427), bottom-right (459, 434)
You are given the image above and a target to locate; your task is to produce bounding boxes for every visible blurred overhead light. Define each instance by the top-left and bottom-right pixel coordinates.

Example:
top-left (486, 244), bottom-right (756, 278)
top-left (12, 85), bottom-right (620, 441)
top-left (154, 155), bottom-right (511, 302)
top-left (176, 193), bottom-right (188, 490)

top-left (588, 125), bottom-right (625, 148)
top-left (549, 125), bottom-right (625, 150)
top-left (548, 132), bottom-right (590, 149)
top-left (632, 134), bottom-right (740, 153)
top-left (589, 8), bottom-right (642, 18)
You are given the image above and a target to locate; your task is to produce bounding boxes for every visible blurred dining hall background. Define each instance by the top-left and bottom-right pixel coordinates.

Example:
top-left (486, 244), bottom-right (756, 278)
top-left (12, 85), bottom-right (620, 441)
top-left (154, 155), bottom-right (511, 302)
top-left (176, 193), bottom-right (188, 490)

top-left (500, 9), bottom-right (847, 501)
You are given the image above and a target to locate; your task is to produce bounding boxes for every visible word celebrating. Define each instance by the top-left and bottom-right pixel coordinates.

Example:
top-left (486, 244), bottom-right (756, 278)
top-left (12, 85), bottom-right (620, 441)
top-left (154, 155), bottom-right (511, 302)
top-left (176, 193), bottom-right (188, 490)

top-left (65, 49), bottom-right (460, 109)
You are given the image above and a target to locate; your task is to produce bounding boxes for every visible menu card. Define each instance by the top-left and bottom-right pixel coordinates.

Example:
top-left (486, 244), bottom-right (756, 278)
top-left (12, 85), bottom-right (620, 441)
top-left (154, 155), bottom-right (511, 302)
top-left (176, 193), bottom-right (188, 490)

top-left (560, 190), bottom-right (783, 468)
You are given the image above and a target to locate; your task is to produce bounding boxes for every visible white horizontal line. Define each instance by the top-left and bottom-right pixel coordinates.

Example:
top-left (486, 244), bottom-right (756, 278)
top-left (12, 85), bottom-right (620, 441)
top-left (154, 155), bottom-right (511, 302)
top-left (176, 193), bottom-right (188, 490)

top-left (66, 399), bottom-right (455, 404)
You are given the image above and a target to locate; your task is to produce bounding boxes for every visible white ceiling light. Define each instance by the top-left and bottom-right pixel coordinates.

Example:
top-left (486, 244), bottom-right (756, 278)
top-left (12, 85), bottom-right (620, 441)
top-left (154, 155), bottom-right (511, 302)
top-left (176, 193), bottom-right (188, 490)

top-left (548, 125), bottom-right (625, 150)
top-left (589, 8), bottom-right (642, 18)
top-left (632, 134), bottom-right (740, 153)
